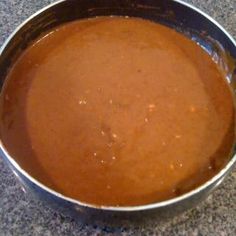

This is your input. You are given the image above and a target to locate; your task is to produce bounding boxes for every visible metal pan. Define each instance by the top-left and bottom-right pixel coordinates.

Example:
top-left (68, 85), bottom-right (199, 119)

top-left (0, 0), bottom-right (235, 224)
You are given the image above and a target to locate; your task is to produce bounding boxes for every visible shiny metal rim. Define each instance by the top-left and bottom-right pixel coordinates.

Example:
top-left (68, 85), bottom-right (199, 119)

top-left (0, 0), bottom-right (235, 212)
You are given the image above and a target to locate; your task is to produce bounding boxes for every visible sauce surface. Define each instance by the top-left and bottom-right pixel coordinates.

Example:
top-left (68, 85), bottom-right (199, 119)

top-left (0, 17), bottom-right (235, 206)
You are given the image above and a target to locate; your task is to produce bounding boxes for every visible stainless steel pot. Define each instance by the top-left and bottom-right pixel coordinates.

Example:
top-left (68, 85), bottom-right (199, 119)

top-left (0, 0), bottom-right (235, 224)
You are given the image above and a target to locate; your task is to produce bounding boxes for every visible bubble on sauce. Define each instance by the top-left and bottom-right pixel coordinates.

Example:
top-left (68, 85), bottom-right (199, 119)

top-left (190, 105), bottom-right (196, 112)
top-left (109, 99), bottom-right (113, 104)
top-left (144, 118), bottom-right (149, 123)
top-left (112, 156), bottom-right (116, 160)
top-left (79, 100), bottom-right (87, 105)
top-left (175, 134), bottom-right (182, 139)
top-left (148, 104), bottom-right (156, 112)
top-left (112, 133), bottom-right (117, 139)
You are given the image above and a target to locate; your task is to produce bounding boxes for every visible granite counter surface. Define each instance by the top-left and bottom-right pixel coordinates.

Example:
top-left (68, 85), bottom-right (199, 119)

top-left (0, 0), bottom-right (235, 235)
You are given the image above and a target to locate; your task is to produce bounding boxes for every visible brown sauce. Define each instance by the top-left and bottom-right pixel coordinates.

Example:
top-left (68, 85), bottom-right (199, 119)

top-left (0, 17), bottom-right (235, 206)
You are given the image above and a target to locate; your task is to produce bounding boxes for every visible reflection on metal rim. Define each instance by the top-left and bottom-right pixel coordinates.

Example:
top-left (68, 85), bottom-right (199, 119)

top-left (0, 0), bottom-right (236, 213)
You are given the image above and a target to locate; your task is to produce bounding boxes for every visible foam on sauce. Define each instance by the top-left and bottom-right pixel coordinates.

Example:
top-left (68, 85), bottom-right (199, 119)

top-left (0, 17), bottom-right (235, 206)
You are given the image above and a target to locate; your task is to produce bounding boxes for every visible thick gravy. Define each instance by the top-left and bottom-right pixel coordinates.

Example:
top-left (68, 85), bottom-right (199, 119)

top-left (0, 17), bottom-right (235, 206)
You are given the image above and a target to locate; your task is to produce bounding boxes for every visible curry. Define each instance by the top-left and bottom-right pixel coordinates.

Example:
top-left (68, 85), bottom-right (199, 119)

top-left (0, 17), bottom-right (234, 206)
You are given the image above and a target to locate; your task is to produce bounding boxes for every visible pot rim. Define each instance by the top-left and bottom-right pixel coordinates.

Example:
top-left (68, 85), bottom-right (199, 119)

top-left (0, 0), bottom-right (236, 212)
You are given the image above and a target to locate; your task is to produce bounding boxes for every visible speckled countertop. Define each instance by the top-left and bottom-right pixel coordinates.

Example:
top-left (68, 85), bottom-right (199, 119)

top-left (0, 0), bottom-right (235, 235)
